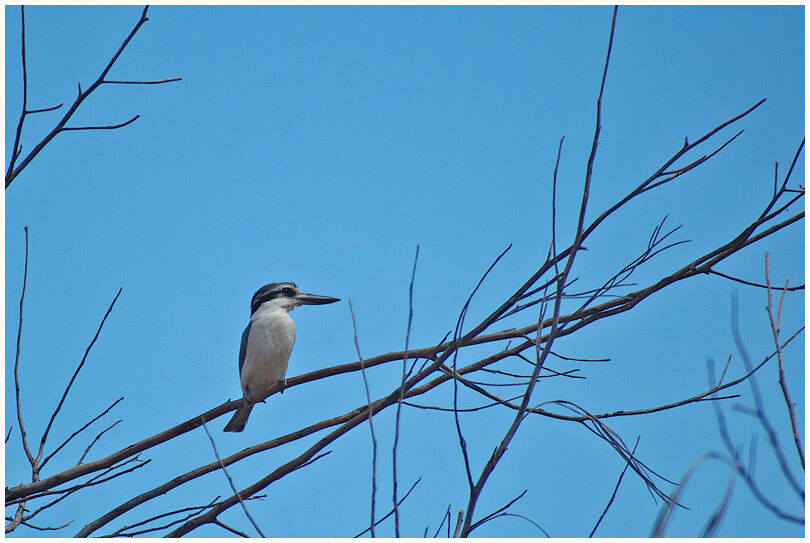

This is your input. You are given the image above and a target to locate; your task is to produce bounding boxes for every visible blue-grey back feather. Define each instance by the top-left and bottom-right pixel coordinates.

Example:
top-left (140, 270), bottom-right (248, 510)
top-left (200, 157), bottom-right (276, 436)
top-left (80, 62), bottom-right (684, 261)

top-left (238, 321), bottom-right (251, 375)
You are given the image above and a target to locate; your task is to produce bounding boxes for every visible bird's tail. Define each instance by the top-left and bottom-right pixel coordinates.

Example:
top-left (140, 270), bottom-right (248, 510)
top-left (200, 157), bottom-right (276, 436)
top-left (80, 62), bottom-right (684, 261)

top-left (223, 402), bottom-right (254, 432)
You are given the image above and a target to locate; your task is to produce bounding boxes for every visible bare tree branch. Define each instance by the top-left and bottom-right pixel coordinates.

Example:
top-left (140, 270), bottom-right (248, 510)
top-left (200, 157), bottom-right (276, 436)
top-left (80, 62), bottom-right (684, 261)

top-left (5, 6), bottom-right (181, 188)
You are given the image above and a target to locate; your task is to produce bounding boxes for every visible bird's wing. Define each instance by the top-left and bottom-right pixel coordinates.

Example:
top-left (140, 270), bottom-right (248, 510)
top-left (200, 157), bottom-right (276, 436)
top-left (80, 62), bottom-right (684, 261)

top-left (238, 321), bottom-right (251, 375)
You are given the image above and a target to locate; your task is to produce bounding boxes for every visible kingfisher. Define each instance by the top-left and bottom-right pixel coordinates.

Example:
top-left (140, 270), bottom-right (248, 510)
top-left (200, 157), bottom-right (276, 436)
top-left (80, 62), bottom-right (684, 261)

top-left (223, 281), bottom-right (340, 432)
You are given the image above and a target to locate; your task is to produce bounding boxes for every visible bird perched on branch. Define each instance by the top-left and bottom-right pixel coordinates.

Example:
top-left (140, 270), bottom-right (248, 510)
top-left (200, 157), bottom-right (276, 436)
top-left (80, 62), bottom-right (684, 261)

top-left (224, 281), bottom-right (340, 432)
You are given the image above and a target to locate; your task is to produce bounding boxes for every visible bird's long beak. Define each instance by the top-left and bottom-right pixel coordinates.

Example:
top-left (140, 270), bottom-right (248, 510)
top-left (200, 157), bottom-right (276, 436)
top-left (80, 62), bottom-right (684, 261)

top-left (296, 292), bottom-right (340, 305)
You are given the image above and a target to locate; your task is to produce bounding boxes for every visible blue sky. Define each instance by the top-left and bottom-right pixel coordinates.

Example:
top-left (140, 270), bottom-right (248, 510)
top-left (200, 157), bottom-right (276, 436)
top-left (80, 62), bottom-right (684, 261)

top-left (4, 5), bottom-right (804, 538)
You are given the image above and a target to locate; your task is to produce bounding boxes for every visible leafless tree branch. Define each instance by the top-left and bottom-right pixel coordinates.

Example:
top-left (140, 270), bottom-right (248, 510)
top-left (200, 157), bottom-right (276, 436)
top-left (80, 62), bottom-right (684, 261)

top-left (5, 5), bottom-right (181, 188)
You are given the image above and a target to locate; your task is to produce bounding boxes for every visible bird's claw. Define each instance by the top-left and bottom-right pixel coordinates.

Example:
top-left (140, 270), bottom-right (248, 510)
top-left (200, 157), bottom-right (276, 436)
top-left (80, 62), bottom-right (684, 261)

top-left (277, 378), bottom-right (288, 394)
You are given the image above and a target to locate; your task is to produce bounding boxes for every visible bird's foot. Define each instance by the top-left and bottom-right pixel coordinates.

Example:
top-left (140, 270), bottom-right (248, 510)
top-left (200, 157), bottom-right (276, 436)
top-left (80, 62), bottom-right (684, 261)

top-left (277, 377), bottom-right (288, 394)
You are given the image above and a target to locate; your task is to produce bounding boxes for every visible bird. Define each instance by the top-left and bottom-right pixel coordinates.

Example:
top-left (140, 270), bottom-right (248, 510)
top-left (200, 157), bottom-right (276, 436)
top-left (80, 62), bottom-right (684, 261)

top-left (223, 281), bottom-right (339, 432)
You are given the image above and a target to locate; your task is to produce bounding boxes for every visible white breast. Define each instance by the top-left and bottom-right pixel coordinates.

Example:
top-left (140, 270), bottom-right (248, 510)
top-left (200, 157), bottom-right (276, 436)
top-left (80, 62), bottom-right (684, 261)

top-left (240, 305), bottom-right (296, 402)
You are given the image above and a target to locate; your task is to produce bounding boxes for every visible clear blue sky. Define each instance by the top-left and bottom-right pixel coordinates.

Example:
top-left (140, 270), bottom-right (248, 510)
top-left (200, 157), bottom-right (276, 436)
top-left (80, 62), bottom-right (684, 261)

top-left (5, 5), bottom-right (804, 538)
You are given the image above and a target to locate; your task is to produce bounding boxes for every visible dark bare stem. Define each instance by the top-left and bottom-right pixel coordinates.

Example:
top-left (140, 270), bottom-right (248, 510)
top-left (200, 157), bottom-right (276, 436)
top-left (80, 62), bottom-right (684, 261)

top-left (37, 288), bottom-right (123, 468)
top-left (27, 103), bottom-right (64, 114)
top-left (590, 438), bottom-right (639, 537)
top-left (6, 6), bottom-right (28, 181)
top-left (348, 300), bottom-right (378, 538)
top-left (215, 520), bottom-right (251, 538)
top-left (14, 226), bottom-right (35, 470)
top-left (103, 77), bottom-right (182, 85)
top-left (355, 477), bottom-right (421, 537)
top-left (62, 114), bottom-right (140, 131)
top-left (103, 495), bottom-right (221, 537)
top-left (41, 397), bottom-right (124, 470)
top-left (709, 267), bottom-right (804, 292)
top-left (200, 421), bottom-right (265, 538)
top-left (764, 253), bottom-right (804, 469)
top-left (393, 245), bottom-right (419, 537)
top-left (730, 295), bottom-right (803, 499)
top-left (77, 420), bottom-right (122, 465)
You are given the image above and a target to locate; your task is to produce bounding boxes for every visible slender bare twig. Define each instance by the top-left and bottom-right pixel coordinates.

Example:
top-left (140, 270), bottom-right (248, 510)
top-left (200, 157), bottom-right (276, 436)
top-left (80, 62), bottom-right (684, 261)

top-left (215, 520), bottom-right (251, 538)
top-left (730, 294), bottom-right (803, 499)
top-left (6, 6), bottom-right (28, 181)
top-left (103, 77), bottom-right (182, 85)
top-left (14, 226), bottom-right (34, 469)
top-left (590, 437), bottom-right (640, 537)
top-left (466, 489), bottom-right (536, 534)
top-left (709, 356), bottom-right (804, 524)
top-left (451, 244), bottom-right (514, 495)
top-left (764, 253), bottom-right (804, 469)
top-left (62, 115), bottom-right (140, 131)
top-left (20, 519), bottom-right (74, 532)
top-left (432, 505), bottom-right (452, 538)
top-left (77, 420), bottom-right (122, 465)
top-left (348, 300), bottom-right (378, 537)
top-left (5, 6), bottom-right (181, 187)
top-left (354, 477), bottom-right (421, 537)
top-left (393, 245), bottom-right (418, 537)
top-left (709, 268), bottom-right (804, 292)
top-left (40, 397), bottom-right (124, 469)
top-left (104, 496), bottom-right (226, 537)
top-left (36, 288), bottom-right (123, 469)
top-left (200, 421), bottom-right (265, 538)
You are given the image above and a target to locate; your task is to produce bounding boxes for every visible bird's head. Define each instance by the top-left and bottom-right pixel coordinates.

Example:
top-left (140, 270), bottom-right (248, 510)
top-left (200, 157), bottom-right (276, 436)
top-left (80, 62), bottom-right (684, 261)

top-left (250, 281), bottom-right (340, 314)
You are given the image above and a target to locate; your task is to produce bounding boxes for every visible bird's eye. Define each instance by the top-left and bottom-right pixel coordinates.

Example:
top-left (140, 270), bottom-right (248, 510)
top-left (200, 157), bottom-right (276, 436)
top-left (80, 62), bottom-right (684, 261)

top-left (282, 287), bottom-right (294, 296)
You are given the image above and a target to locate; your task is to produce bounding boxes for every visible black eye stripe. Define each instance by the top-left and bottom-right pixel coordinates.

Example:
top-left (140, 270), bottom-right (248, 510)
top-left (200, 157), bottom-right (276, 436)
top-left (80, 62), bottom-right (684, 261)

top-left (250, 282), bottom-right (299, 314)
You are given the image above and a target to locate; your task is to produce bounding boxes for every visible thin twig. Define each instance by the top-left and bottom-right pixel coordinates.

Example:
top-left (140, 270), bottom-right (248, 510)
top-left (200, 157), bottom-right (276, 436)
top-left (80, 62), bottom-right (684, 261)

top-left (41, 397), bottom-right (125, 469)
top-left (348, 300), bottom-right (378, 538)
top-left (200, 421), bottom-right (265, 538)
top-left (764, 253), bottom-right (804, 469)
top-left (730, 294), bottom-right (803, 498)
top-left (709, 268), bottom-right (804, 291)
top-left (37, 288), bottom-right (123, 468)
top-left (393, 245), bottom-right (418, 537)
top-left (215, 520), bottom-right (251, 538)
top-left (103, 77), bottom-right (182, 85)
top-left (77, 420), bottom-right (122, 465)
top-left (14, 226), bottom-right (35, 469)
top-left (354, 477), bottom-right (421, 537)
top-left (61, 115), bottom-right (140, 131)
top-left (590, 437), bottom-right (639, 536)
top-left (6, 6), bottom-right (28, 181)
